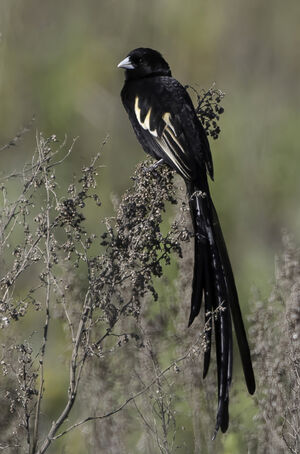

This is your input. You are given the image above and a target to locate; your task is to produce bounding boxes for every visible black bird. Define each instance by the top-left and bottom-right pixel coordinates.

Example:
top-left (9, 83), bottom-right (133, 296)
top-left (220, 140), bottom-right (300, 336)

top-left (118, 47), bottom-right (255, 437)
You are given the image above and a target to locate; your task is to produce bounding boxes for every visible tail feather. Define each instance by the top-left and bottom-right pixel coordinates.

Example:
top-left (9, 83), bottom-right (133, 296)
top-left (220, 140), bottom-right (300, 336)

top-left (188, 238), bottom-right (205, 326)
top-left (213, 303), bottom-right (230, 435)
top-left (210, 203), bottom-right (255, 395)
top-left (203, 255), bottom-right (213, 378)
top-left (187, 184), bottom-right (255, 436)
top-left (208, 227), bottom-right (231, 435)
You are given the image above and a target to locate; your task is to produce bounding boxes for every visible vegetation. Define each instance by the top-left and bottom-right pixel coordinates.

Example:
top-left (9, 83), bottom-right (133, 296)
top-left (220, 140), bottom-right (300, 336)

top-left (0, 92), bottom-right (299, 454)
top-left (0, 1), bottom-right (299, 452)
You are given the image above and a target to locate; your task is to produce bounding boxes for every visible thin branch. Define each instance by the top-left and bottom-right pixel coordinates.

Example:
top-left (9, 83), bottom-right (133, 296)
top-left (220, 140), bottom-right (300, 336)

top-left (0, 117), bottom-right (34, 153)
top-left (36, 292), bottom-right (92, 454)
top-left (51, 340), bottom-right (199, 441)
top-left (31, 144), bottom-right (52, 454)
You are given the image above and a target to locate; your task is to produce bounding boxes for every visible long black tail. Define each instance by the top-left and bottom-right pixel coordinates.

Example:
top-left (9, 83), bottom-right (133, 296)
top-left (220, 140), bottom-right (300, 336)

top-left (187, 183), bottom-right (255, 437)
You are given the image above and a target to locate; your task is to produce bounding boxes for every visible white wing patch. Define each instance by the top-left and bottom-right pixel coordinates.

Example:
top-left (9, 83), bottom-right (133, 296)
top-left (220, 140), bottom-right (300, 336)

top-left (162, 112), bottom-right (186, 155)
top-left (161, 112), bottom-right (190, 178)
top-left (156, 135), bottom-right (190, 179)
top-left (134, 96), bottom-right (191, 180)
top-left (162, 112), bottom-right (176, 135)
top-left (134, 96), bottom-right (158, 137)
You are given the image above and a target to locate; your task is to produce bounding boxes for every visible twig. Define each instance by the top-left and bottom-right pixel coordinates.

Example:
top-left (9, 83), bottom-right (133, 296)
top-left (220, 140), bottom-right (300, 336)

top-left (36, 292), bottom-right (92, 454)
top-left (31, 142), bottom-right (53, 454)
top-left (50, 340), bottom-right (198, 441)
top-left (0, 117), bottom-right (34, 153)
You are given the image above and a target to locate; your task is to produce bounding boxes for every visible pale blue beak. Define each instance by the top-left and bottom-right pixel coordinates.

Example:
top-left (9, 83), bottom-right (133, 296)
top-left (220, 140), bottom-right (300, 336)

top-left (117, 56), bottom-right (135, 70)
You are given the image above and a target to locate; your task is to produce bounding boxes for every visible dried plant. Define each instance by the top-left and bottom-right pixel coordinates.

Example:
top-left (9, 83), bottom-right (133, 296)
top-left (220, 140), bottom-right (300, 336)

top-left (0, 87), bottom-right (248, 454)
top-left (248, 234), bottom-right (300, 454)
top-left (1, 84), bottom-right (298, 454)
top-left (0, 131), bottom-right (187, 453)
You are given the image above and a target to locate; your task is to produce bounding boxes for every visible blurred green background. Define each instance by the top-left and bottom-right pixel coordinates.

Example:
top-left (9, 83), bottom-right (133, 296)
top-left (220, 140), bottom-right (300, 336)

top-left (0, 0), bottom-right (299, 452)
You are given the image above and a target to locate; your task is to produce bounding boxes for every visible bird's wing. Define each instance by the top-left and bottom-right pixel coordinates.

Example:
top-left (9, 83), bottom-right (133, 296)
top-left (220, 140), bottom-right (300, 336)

top-left (122, 77), bottom-right (213, 181)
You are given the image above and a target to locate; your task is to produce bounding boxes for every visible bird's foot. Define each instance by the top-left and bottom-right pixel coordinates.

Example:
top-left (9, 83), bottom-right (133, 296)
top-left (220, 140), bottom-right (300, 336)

top-left (190, 190), bottom-right (207, 201)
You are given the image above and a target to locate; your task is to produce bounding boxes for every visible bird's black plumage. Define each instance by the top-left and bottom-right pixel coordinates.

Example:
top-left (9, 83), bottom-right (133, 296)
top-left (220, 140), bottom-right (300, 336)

top-left (118, 47), bottom-right (255, 437)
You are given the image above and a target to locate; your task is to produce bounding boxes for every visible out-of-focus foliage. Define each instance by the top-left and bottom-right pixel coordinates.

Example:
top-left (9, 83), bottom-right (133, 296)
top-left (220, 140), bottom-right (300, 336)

top-left (0, 0), bottom-right (299, 453)
top-left (0, 134), bottom-right (189, 453)
top-left (1, 0), bottom-right (299, 298)
top-left (249, 235), bottom-right (300, 454)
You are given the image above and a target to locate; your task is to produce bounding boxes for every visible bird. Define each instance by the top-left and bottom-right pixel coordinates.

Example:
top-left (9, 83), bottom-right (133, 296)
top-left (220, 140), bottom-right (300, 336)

top-left (118, 47), bottom-right (255, 437)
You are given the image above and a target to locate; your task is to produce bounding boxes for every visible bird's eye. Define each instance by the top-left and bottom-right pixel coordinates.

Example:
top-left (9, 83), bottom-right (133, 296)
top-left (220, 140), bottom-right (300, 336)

top-left (137, 57), bottom-right (143, 64)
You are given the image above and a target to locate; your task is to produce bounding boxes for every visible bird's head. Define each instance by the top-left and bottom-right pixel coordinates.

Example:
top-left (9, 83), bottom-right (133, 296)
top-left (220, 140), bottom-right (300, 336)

top-left (117, 48), bottom-right (171, 80)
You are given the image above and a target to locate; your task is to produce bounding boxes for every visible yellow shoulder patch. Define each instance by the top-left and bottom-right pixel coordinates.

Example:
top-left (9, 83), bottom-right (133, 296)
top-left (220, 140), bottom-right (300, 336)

top-left (134, 96), bottom-right (158, 137)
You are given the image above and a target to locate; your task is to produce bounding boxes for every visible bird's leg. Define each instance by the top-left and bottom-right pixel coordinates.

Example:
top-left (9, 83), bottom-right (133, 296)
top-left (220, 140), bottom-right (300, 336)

top-left (143, 159), bottom-right (164, 173)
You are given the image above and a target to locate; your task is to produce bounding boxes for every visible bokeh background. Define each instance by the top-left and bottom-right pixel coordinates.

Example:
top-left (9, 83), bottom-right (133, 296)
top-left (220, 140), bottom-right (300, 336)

top-left (0, 0), bottom-right (299, 453)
